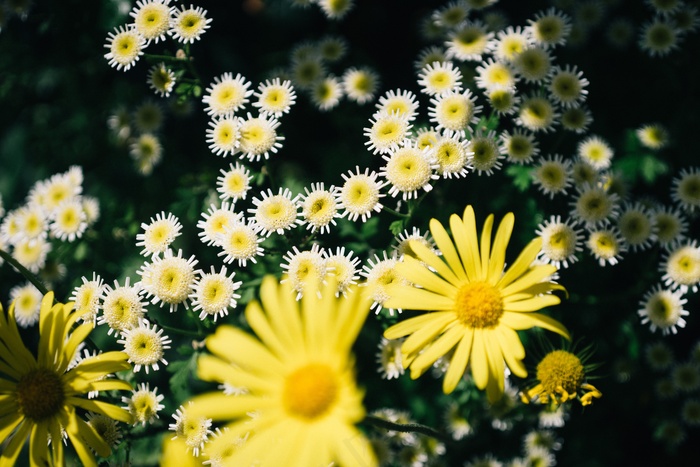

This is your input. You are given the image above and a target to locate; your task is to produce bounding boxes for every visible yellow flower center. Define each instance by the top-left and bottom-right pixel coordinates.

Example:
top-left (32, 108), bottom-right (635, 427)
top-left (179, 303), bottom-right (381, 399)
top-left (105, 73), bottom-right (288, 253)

top-left (16, 368), bottom-right (65, 422)
top-left (536, 350), bottom-right (585, 396)
top-left (454, 281), bottom-right (504, 328)
top-left (283, 363), bottom-right (338, 420)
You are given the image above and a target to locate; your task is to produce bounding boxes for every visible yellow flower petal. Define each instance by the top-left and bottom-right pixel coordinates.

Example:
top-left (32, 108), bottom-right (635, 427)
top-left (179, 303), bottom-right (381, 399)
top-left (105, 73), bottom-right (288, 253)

top-left (395, 255), bottom-right (458, 297)
top-left (479, 214), bottom-right (495, 279)
top-left (431, 216), bottom-right (468, 281)
top-left (206, 325), bottom-right (286, 376)
top-left (410, 240), bottom-right (462, 286)
top-left (409, 324), bottom-right (464, 377)
top-left (488, 212), bottom-right (514, 283)
top-left (383, 311), bottom-right (453, 340)
top-left (497, 237), bottom-right (543, 288)
top-left (450, 212), bottom-right (481, 282)
top-left (499, 263), bottom-right (558, 297)
top-left (443, 327), bottom-right (474, 393)
top-left (503, 294), bottom-right (561, 312)
top-left (384, 284), bottom-right (455, 312)
top-left (401, 312), bottom-right (457, 356)
top-left (470, 329), bottom-right (489, 390)
top-left (197, 354), bottom-right (277, 393)
top-left (500, 312), bottom-right (570, 339)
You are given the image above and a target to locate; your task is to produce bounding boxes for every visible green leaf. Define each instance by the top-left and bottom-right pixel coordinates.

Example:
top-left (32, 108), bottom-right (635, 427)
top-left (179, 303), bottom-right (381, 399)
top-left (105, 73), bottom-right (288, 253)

top-left (505, 165), bottom-right (532, 192)
top-left (389, 219), bottom-right (405, 236)
top-left (192, 85), bottom-right (202, 98)
top-left (168, 352), bottom-right (199, 402)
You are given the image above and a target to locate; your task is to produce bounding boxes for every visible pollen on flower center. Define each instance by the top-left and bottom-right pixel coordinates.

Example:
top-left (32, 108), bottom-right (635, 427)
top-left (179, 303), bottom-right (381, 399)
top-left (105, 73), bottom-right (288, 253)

top-left (283, 363), bottom-right (339, 420)
top-left (16, 368), bottom-right (65, 422)
top-left (454, 281), bottom-right (504, 328)
top-left (536, 350), bottom-right (585, 395)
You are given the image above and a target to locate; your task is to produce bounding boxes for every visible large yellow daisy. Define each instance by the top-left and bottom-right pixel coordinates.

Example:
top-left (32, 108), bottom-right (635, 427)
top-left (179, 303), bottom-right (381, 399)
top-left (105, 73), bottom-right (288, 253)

top-left (383, 205), bottom-right (569, 402)
top-left (185, 276), bottom-right (377, 467)
top-left (0, 292), bottom-right (132, 466)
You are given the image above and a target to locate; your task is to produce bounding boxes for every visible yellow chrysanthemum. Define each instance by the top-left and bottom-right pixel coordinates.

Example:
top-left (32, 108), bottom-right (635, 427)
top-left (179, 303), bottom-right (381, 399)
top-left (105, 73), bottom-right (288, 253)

top-left (185, 276), bottom-right (377, 467)
top-left (383, 205), bottom-right (569, 402)
top-left (0, 292), bottom-right (132, 466)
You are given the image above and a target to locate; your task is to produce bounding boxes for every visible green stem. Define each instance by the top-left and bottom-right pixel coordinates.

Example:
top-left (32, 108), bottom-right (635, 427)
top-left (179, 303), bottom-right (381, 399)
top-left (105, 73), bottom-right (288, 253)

top-left (362, 414), bottom-right (451, 443)
top-left (143, 53), bottom-right (186, 63)
top-left (157, 322), bottom-right (203, 338)
top-left (382, 206), bottom-right (409, 218)
top-left (0, 248), bottom-right (49, 295)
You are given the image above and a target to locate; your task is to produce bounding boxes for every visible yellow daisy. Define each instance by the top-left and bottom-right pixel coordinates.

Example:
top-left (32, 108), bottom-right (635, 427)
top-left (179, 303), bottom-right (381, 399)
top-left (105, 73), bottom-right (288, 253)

top-left (0, 292), bottom-right (132, 466)
top-left (383, 205), bottom-right (569, 402)
top-left (185, 276), bottom-right (377, 467)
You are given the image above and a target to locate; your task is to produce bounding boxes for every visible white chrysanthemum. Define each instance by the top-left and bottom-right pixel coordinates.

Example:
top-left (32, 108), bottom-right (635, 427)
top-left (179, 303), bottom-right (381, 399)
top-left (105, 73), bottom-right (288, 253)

top-left (499, 129), bottom-right (539, 164)
top-left (133, 101), bottom-right (164, 133)
top-left (586, 227), bottom-right (626, 267)
top-left (488, 86), bottom-right (521, 116)
top-left (323, 246), bottom-right (361, 297)
top-left (636, 123), bottom-right (669, 150)
top-left (469, 130), bottom-right (503, 175)
top-left (527, 8), bottom-right (572, 49)
top-left (617, 202), bottom-right (656, 252)
top-left (428, 88), bottom-right (481, 137)
top-left (122, 383), bottom-right (165, 426)
top-left (104, 25), bottom-right (145, 71)
top-left (290, 56), bottom-right (326, 90)
top-left (197, 201), bottom-right (241, 247)
top-left (414, 127), bottom-right (440, 151)
top-left (237, 112), bottom-right (284, 161)
top-left (376, 337), bottom-right (405, 380)
top-left (169, 4), bottom-right (212, 44)
top-left (342, 67), bottom-right (379, 104)
top-left (216, 162), bottom-right (252, 202)
top-left (252, 78), bottom-right (296, 117)
top-left (130, 133), bottom-right (163, 176)
top-left (189, 265), bottom-right (241, 321)
top-left (15, 204), bottom-right (48, 241)
top-left (216, 219), bottom-right (265, 267)
top-left (202, 73), bottom-right (252, 117)
top-left (488, 26), bottom-right (532, 62)
top-left (148, 62), bottom-right (176, 97)
top-left (118, 319), bottom-right (172, 373)
top-left (206, 116), bottom-right (240, 156)
top-left (513, 46), bottom-right (552, 83)
top-left (578, 135), bottom-right (613, 170)
top-left (137, 211), bottom-right (183, 257)
top-left (417, 61), bottom-right (463, 96)
top-left (248, 188), bottom-right (301, 237)
top-left (299, 182), bottom-right (340, 234)
top-left (137, 249), bottom-right (199, 312)
top-left (337, 166), bottom-right (387, 222)
top-left (570, 157), bottom-right (600, 189)
top-left (280, 245), bottom-right (327, 300)
top-left (316, 0), bottom-right (355, 19)
top-left (9, 282), bottom-right (43, 328)
top-left (653, 206), bottom-right (687, 248)
top-left (536, 215), bottom-right (583, 269)
top-left (12, 237), bottom-right (51, 273)
top-left (548, 65), bottom-right (589, 108)
top-left (310, 75), bottom-right (344, 111)
top-left (445, 20), bottom-right (493, 61)
top-left (364, 110), bottom-right (412, 155)
top-left (69, 273), bottom-right (105, 326)
top-left (638, 285), bottom-right (689, 335)
top-left (431, 130), bottom-right (472, 178)
top-left (318, 35), bottom-right (348, 62)
top-left (432, 0), bottom-right (470, 28)
top-left (49, 199), bottom-right (87, 242)
top-left (516, 93), bottom-right (559, 133)
top-left (130, 0), bottom-right (172, 44)
top-left (475, 59), bottom-right (517, 91)
top-left (391, 226), bottom-right (436, 260)
top-left (380, 142), bottom-right (439, 200)
top-left (169, 403), bottom-right (214, 457)
top-left (376, 89), bottom-right (419, 121)
top-left (639, 18), bottom-right (680, 57)
top-left (31, 172), bottom-right (81, 215)
top-left (532, 154), bottom-right (572, 198)
top-left (361, 252), bottom-right (408, 315)
top-left (561, 106), bottom-right (593, 134)
top-left (86, 412), bottom-right (122, 450)
top-left (99, 277), bottom-right (146, 336)
top-left (570, 184), bottom-right (620, 227)
top-left (414, 46), bottom-right (449, 72)
top-left (661, 241), bottom-right (700, 293)
top-left (0, 208), bottom-right (21, 246)
top-left (671, 167), bottom-right (700, 213)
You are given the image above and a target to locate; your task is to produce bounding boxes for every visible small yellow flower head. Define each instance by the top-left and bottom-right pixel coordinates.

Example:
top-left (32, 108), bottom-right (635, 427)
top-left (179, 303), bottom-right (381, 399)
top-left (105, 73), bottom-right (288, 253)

top-left (280, 245), bottom-right (327, 300)
top-left (469, 130), bottom-right (503, 175)
top-left (69, 273), bottom-right (105, 326)
top-left (392, 226), bottom-right (436, 261)
top-left (431, 130), bottom-right (472, 178)
top-left (169, 4), bottom-right (212, 44)
top-left (253, 78), bottom-right (297, 118)
top-left (617, 202), bottom-right (656, 251)
top-left (129, 133), bottom-right (163, 175)
top-left (432, 1), bottom-right (470, 29)
top-left (653, 206), bottom-right (687, 248)
top-left (9, 282), bottom-right (43, 328)
top-left (248, 187), bottom-right (301, 237)
top-left (414, 46), bottom-right (449, 72)
top-left (570, 157), bottom-right (599, 188)
top-left (536, 215), bottom-right (583, 269)
top-left (376, 337), bottom-right (405, 380)
top-left (636, 123), bottom-right (669, 149)
top-left (130, 0), bottom-right (172, 44)
top-left (577, 135), bottom-right (613, 170)
top-left (136, 211), bottom-right (183, 257)
top-left (364, 110), bottom-right (413, 154)
top-left (638, 285), bottom-right (688, 335)
top-left (138, 249), bottom-right (198, 312)
top-left (417, 61), bottom-right (464, 96)
top-left (197, 201), bottom-right (241, 247)
top-left (671, 167), bottom-right (700, 213)
top-left (86, 412), bottom-right (123, 449)
top-left (135, 101), bottom-right (164, 133)
top-left (548, 65), bottom-right (589, 108)
top-left (99, 277), bottom-right (146, 336)
top-left (639, 18), bottom-right (680, 57)
top-left (661, 241), bottom-right (700, 293)
top-left (316, 0), bottom-right (355, 20)
top-left (376, 88), bottom-right (419, 121)
top-left (206, 115), bottom-right (240, 157)
top-left (522, 349), bottom-right (601, 407)
top-left (203, 73), bottom-right (253, 118)
top-left (513, 46), bottom-right (552, 83)
top-left (487, 86), bottom-right (520, 115)
top-left (414, 127), bottom-right (440, 151)
top-left (445, 20), bottom-right (492, 61)
top-left (118, 319), bottom-right (172, 373)
top-left (361, 252), bottom-right (408, 316)
top-left (323, 246), bottom-right (361, 297)
top-left (490, 26), bottom-right (532, 62)
top-left (586, 227), bottom-right (626, 267)
top-left (169, 403), bottom-right (213, 457)
top-left (338, 166), bottom-right (387, 222)
top-left (189, 265), bottom-right (241, 321)
top-left (300, 182), bottom-right (340, 234)
top-left (216, 219), bottom-right (265, 267)
top-left (104, 25), bottom-right (145, 72)
top-left (527, 8), bottom-right (572, 49)
top-left (532, 154), bottom-right (572, 198)
top-left (381, 142), bottom-right (439, 200)
top-left (475, 58), bottom-right (517, 91)
top-left (342, 66), bottom-right (380, 104)
top-left (429, 89), bottom-right (481, 137)
top-left (50, 199), bottom-right (87, 242)
top-left (122, 383), bottom-right (165, 426)
top-left (516, 93), bottom-right (558, 133)
top-left (148, 62), bottom-right (176, 97)
top-left (561, 105), bottom-right (593, 134)
top-left (237, 112), bottom-right (284, 161)
top-left (291, 56), bottom-right (326, 90)
top-left (217, 162), bottom-right (253, 202)
top-left (13, 237), bottom-right (51, 273)
top-left (310, 75), bottom-right (344, 111)
top-left (499, 129), bottom-right (539, 164)
top-left (318, 35), bottom-right (347, 62)
top-left (570, 184), bottom-right (620, 227)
